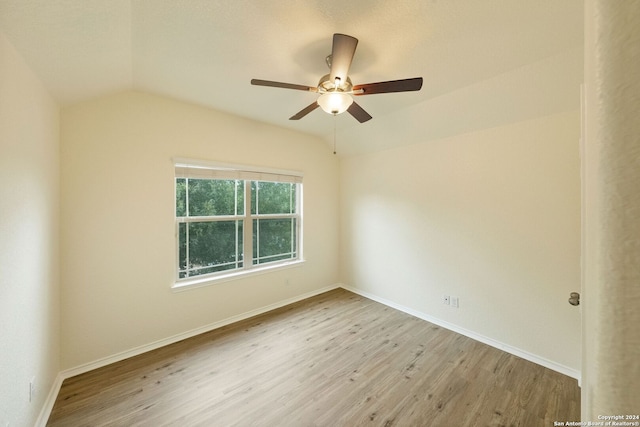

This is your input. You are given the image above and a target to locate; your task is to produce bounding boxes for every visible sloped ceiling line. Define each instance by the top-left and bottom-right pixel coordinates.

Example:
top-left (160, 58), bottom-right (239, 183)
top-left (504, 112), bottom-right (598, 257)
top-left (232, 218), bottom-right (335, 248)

top-left (0, 0), bottom-right (583, 155)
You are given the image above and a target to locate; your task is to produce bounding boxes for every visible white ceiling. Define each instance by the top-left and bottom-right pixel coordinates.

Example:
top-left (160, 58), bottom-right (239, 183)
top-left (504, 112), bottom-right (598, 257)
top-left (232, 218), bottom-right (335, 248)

top-left (0, 0), bottom-right (583, 155)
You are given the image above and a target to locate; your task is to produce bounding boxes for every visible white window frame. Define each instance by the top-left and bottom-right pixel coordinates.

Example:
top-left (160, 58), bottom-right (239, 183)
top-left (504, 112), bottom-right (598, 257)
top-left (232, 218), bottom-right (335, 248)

top-left (173, 158), bottom-right (304, 291)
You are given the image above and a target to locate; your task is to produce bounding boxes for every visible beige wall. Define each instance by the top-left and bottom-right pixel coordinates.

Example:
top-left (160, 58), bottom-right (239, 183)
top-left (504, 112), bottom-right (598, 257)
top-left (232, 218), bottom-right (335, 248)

top-left (0, 32), bottom-right (60, 426)
top-left (60, 91), bottom-right (340, 369)
top-left (340, 111), bottom-right (581, 373)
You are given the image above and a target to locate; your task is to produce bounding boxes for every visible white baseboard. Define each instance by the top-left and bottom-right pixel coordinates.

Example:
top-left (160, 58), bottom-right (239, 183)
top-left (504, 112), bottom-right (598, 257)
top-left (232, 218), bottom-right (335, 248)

top-left (35, 283), bottom-right (340, 426)
top-left (340, 284), bottom-right (581, 382)
top-left (34, 372), bottom-right (64, 427)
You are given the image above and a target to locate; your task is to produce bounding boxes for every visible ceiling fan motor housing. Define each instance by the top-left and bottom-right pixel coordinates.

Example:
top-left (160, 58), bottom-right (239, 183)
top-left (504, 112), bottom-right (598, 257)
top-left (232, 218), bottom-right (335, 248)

top-left (318, 74), bottom-right (353, 93)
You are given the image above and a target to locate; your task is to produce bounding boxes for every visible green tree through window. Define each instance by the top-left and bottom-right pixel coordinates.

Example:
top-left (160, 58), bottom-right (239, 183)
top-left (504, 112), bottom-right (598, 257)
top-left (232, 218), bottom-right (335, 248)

top-left (175, 169), bottom-right (301, 281)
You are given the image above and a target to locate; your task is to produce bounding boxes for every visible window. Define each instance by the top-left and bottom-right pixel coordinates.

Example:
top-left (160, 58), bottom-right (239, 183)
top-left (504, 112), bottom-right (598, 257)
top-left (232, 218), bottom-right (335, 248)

top-left (174, 160), bottom-right (302, 286)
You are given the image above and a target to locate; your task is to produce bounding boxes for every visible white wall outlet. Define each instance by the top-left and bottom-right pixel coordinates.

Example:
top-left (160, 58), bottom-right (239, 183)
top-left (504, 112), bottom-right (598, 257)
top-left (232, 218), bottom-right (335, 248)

top-left (451, 296), bottom-right (459, 308)
top-left (442, 295), bottom-right (450, 305)
top-left (29, 377), bottom-right (36, 403)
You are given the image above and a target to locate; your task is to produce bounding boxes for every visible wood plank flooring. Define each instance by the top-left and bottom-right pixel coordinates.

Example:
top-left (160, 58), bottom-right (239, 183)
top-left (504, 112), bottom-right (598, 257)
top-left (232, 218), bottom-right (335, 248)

top-left (47, 289), bottom-right (580, 426)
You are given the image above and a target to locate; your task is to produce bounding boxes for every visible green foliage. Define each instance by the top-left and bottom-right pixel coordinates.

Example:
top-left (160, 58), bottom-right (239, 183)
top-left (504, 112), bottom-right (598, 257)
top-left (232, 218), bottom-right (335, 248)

top-left (176, 179), bottom-right (243, 217)
top-left (176, 179), bottom-right (186, 217)
top-left (253, 218), bottom-right (297, 265)
top-left (177, 178), bottom-right (299, 278)
top-left (179, 221), bottom-right (243, 277)
top-left (252, 181), bottom-right (296, 215)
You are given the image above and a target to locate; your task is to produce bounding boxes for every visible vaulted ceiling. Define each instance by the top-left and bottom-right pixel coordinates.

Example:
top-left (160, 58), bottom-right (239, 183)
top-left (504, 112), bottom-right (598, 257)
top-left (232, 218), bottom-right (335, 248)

top-left (0, 1), bottom-right (583, 155)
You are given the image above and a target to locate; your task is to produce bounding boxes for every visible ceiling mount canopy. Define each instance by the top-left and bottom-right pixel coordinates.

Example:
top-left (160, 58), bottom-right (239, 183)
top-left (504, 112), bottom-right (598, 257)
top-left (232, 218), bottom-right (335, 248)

top-left (251, 33), bottom-right (423, 123)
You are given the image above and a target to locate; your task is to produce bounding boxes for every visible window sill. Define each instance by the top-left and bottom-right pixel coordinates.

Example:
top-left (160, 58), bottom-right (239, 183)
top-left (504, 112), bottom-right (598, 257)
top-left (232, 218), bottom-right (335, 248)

top-left (171, 259), bottom-right (306, 292)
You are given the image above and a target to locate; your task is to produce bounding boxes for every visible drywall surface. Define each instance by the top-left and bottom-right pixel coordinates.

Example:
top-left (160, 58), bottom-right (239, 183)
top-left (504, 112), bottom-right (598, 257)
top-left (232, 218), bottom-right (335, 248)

top-left (0, 31), bottom-right (60, 427)
top-left (340, 111), bottom-right (581, 372)
top-left (336, 45), bottom-right (583, 157)
top-left (60, 91), bottom-right (339, 369)
top-left (582, 0), bottom-right (640, 418)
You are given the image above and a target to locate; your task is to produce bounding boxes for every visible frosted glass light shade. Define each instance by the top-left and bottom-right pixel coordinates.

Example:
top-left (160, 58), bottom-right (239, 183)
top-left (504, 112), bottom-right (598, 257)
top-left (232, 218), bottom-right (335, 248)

top-left (317, 92), bottom-right (353, 115)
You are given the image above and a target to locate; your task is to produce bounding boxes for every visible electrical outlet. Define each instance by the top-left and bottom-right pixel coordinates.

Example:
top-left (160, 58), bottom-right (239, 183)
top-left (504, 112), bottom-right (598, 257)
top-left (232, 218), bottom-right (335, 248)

top-left (442, 295), bottom-right (450, 305)
top-left (451, 296), bottom-right (459, 308)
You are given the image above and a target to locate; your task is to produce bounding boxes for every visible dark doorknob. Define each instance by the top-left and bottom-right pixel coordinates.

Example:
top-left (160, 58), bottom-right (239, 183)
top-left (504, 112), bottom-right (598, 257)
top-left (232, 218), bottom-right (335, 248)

top-left (569, 292), bottom-right (580, 306)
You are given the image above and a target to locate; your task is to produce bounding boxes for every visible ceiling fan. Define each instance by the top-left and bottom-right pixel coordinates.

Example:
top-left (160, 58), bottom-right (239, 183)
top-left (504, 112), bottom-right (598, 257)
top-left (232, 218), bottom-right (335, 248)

top-left (251, 33), bottom-right (423, 123)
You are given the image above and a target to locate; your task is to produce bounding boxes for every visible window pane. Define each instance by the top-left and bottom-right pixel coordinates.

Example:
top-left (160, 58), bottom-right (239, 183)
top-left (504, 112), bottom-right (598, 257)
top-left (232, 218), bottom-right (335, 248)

top-left (186, 221), bottom-right (243, 277)
top-left (236, 181), bottom-right (245, 216)
top-left (253, 218), bottom-right (296, 265)
top-left (176, 178), bottom-right (187, 217)
top-left (188, 179), bottom-right (244, 216)
top-left (254, 181), bottom-right (295, 215)
top-left (251, 181), bottom-right (257, 215)
top-left (178, 222), bottom-right (187, 273)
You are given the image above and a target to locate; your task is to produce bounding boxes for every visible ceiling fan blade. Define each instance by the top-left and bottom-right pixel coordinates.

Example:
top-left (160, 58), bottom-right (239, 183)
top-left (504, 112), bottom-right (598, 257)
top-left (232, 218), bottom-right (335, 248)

top-left (353, 77), bottom-right (423, 95)
top-left (329, 34), bottom-right (358, 86)
top-left (289, 102), bottom-right (319, 120)
top-left (251, 79), bottom-right (318, 92)
top-left (347, 101), bottom-right (372, 123)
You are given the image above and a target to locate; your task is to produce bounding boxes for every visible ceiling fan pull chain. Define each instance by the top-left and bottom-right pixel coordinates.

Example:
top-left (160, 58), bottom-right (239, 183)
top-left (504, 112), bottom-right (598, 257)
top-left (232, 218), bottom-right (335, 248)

top-left (333, 114), bottom-right (337, 155)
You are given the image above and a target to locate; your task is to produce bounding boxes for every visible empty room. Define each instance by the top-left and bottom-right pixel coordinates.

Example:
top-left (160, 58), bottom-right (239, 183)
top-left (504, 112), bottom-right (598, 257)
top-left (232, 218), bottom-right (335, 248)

top-left (1, 1), bottom-right (638, 426)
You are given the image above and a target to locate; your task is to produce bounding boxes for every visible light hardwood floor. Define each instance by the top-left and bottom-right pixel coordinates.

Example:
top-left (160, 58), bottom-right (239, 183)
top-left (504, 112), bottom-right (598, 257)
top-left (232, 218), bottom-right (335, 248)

top-left (47, 289), bottom-right (580, 426)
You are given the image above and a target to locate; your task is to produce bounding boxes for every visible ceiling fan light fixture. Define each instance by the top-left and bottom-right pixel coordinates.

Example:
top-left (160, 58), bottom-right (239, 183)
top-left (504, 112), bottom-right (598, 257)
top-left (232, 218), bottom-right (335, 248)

top-left (251, 33), bottom-right (423, 123)
top-left (317, 92), bottom-right (353, 115)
